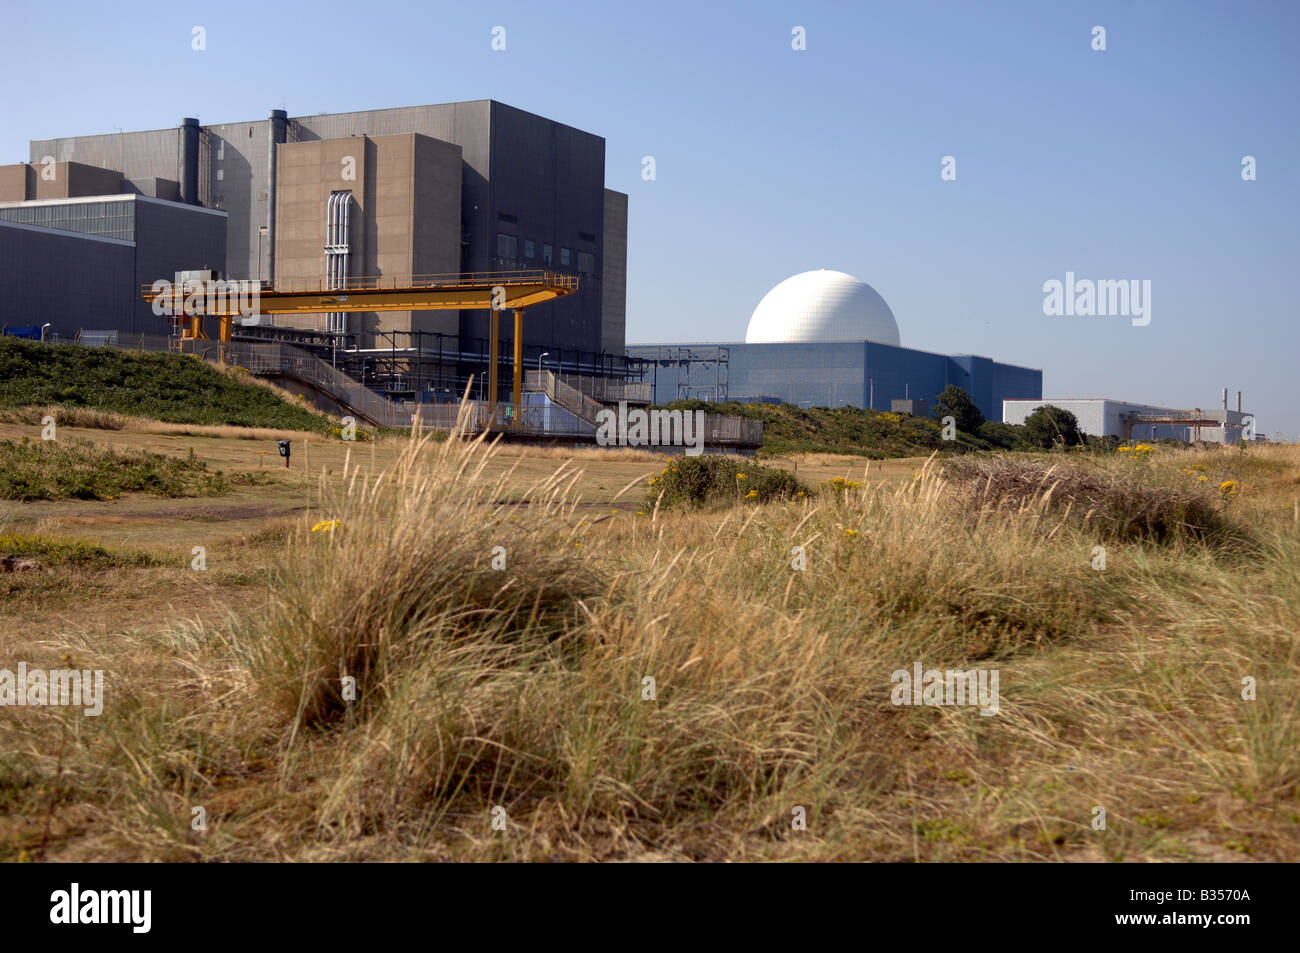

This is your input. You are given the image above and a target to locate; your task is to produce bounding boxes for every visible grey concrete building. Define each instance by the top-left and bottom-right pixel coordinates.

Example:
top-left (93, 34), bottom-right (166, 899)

top-left (28, 100), bottom-right (629, 358)
top-left (1002, 397), bottom-right (1255, 444)
top-left (0, 194), bottom-right (227, 338)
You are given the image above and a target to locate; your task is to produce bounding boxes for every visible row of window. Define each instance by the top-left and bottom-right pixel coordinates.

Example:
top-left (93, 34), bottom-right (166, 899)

top-left (0, 202), bottom-right (134, 241)
top-left (497, 233), bottom-right (595, 274)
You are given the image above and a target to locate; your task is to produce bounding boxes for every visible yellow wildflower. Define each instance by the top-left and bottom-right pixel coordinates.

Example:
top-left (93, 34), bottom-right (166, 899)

top-left (312, 519), bottom-right (340, 532)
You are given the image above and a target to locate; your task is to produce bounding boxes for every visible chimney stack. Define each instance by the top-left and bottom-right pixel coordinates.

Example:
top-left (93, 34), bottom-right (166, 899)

top-left (1236, 391), bottom-right (1242, 413)
top-left (1222, 387), bottom-right (1228, 410)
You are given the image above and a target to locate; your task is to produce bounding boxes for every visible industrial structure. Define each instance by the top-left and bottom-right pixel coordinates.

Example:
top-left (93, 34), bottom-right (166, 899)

top-left (629, 269), bottom-right (1043, 420)
top-left (3, 101), bottom-right (632, 402)
top-left (1003, 390), bottom-right (1257, 444)
top-left (0, 172), bottom-right (226, 337)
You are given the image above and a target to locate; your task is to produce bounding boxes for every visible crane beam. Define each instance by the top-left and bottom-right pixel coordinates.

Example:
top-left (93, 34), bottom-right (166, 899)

top-left (142, 270), bottom-right (578, 430)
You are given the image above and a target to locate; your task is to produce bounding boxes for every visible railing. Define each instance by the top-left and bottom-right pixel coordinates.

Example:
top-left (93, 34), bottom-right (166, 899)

top-left (552, 372), bottom-right (653, 404)
top-left (525, 370), bottom-right (607, 425)
top-left (139, 270), bottom-right (580, 299)
top-left (225, 340), bottom-right (417, 428)
top-left (701, 413), bottom-right (764, 446)
top-left (524, 369), bottom-right (762, 446)
top-left (64, 333), bottom-right (760, 445)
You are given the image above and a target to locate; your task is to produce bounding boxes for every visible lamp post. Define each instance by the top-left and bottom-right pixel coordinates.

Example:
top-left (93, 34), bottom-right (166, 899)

top-left (40, 323), bottom-right (50, 342)
top-left (538, 351), bottom-right (550, 374)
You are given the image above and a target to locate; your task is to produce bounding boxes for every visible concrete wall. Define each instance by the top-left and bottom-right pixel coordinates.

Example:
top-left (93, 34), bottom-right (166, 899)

top-left (274, 133), bottom-right (461, 342)
top-left (602, 189), bottom-right (628, 354)
top-left (275, 136), bottom-right (365, 290)
top-left (38, 162), bottom-right (123, 199)
top-left (409, 134), bottom-right (464, 335)
top-left (0, 161), bottom-right (122, 200)
top-left (0, 164), bottom-right (34, 202)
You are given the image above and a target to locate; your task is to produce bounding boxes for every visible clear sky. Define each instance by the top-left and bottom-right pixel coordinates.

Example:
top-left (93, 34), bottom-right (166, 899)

top-left (4, 0), bottom-right (1298, 436)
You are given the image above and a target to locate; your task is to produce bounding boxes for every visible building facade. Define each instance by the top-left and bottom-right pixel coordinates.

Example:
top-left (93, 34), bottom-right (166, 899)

top-left (26, 101), bottom-right (628, 358)
top-left (0, 194), bottom-right (226, 338)
top-left (629, 340), bottom-right (1043, 422)
top-left (1002, 398), bottom-right (1255, 444)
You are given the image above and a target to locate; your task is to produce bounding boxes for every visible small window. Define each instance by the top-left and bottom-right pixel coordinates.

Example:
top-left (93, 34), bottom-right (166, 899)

top-left (496, 233), bottom-right (517, 259)
top-left (577, 251), bottom-right (595, 274)
top-left (560, 247), bottom-right (571, 267)
top-left (524, 239), bottom-right (536, 259)
top-left (542, 243), bottom-right (553, 265)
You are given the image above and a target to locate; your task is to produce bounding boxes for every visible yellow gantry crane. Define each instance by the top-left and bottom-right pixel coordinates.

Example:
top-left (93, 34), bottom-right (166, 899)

top-left (142, 270), bottom-right (578, 413)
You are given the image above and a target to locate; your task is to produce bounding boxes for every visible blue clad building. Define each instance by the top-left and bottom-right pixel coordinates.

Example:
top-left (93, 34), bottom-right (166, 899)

top-left (627, 270), bottom-right (1041, 421)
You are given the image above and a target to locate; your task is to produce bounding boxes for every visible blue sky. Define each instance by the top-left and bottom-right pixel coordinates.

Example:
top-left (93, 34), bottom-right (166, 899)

top-left (4, 0), bottom-right (1298, 435)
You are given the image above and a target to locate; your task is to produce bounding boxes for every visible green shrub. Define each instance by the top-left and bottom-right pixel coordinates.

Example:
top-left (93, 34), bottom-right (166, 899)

top-left (1022, 405), bottom-right (1085, 449)
top-left (645, 455), bottom-right (807, 510)
top-left (0, 533), bottom-right (164, 568)
top-left (933, 385), bottom-right (985, 433)
top-left (0, 437), bottom-right (235, 501)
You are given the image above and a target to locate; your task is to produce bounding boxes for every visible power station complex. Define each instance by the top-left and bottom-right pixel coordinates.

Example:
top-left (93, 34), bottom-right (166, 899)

top-left (1, 102), bottom-right (628, 398)
top-left (629, 269), bottom-right (1042, 423)
top-left (0, 98), bottom-right (1252, 443)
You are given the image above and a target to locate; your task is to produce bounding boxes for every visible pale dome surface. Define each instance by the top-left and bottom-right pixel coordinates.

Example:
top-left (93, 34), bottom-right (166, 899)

top-left (744, 269), bottom-right (901, 346)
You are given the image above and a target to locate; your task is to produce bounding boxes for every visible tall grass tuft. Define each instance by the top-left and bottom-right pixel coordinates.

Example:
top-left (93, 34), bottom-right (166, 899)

top-left (941, 455), bottom-right (1247, 547)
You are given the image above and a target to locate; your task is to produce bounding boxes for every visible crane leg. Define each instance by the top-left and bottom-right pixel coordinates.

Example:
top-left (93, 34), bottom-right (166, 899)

top-left (512, 308), bottom-right (524, 414)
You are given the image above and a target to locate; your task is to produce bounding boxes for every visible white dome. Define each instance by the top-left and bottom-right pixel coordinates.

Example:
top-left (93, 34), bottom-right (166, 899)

top-left (744, 269), bottom-right (900, 346)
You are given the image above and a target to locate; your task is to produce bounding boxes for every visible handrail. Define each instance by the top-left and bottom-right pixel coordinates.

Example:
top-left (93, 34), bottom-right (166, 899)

top-left (140, 270), bottom-right (580, 298)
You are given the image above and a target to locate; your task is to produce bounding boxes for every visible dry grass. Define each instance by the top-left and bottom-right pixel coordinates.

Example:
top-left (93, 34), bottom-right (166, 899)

top-left (941, 454), bottom-right (1245, 547)
top-left (2, 437), bottom-right (1298, 861)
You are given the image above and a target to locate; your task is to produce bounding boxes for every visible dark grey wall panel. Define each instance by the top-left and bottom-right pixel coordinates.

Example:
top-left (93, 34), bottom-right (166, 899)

top-left (0, 221), bottom-right (134, 337)
top-left (602, 190), bottom-right (628, 354)
top-left (133, 198), bottom-right (228, 332)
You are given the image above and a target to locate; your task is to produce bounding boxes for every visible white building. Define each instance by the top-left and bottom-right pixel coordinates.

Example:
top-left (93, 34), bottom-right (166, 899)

top-left (1003, 397), bottom-right (1255, 444)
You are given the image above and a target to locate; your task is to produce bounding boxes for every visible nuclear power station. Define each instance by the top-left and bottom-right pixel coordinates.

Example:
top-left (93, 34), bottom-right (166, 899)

top-left (0, 99), bottom-right (1258, 444)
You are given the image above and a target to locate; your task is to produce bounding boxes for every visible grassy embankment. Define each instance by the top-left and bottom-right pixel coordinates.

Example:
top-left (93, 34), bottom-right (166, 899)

top-left (0, 337), bottom-right (335, 435)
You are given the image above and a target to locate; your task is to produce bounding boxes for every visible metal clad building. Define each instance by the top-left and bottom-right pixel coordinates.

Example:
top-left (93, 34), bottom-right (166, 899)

top-left (628, 340), bottom-right (1042, 421)
top-left (0, 195), bottom-right (226, 336)
top-left (27, 100), bottom-right (628, 356)
top-left (1002, 398), bottom-right (1253, 444)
